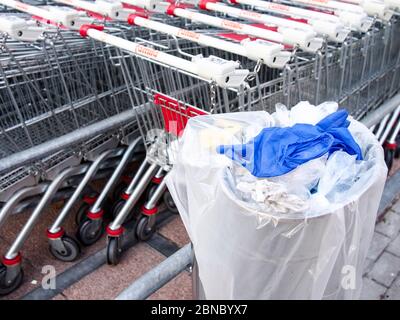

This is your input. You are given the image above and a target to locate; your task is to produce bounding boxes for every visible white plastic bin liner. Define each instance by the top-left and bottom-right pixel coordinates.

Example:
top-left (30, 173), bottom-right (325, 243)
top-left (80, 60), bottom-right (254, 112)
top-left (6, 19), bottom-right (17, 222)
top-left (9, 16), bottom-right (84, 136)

top-left (166, 107), bottom-right (387, 300)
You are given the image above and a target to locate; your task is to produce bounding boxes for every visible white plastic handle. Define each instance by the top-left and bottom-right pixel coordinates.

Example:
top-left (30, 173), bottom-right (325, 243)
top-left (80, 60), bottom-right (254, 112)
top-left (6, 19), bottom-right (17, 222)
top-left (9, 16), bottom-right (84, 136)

top-left (335, 9), bottom-right (374, 32)
top-left (204, 1), bottom-right (313, 32)
top-left (384, 0), bottom-right (400, 10)
top-left (54, 0), bottom-right (131, 21)
top-left (0, 0), bottom-right (83, 28)
top-left (292, 0), bottom-right (366, 14)
top-left (124, 0), bottom-right (323, 51)
top-left (291, 0), bottom-right (393, 21)
top-left (232, 0), bottom-right (342, 23)
top-left (57, 0), bottom-right (289, 67)
top-left (268, 0), bottom-right (373, 32)
top-left (1, 0), bottom-right (248, 87)
top-left (308, 19), bottom-right (349, 42)
top-left (204, 1), bottom-right (349, 42)
top-left (0, 15), bottom-right (44, 41)
top-left (230, 0), bottom-right (351, 39)
top-left (327, 0), bottom-right (393, 20)
top-left (123, 0), bottom-right (160, 11)
top-left (85, 28), bottom-right (249, 87)
top-left (171, 7), bottom-right (323, 52)
top-left (130, 15), bottom-right (290, 68)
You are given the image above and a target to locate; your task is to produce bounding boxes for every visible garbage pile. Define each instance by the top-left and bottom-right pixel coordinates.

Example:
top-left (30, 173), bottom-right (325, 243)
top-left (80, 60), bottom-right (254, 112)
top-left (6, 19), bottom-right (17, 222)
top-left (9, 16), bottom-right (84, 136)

top-left (217, 103), bottom-right (378, 225)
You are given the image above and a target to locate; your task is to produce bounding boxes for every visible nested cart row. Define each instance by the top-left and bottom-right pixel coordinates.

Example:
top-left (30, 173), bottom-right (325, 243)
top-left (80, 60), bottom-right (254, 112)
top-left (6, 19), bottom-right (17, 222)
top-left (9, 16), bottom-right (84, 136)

top-left (0, 0), bottom-right (399, 296)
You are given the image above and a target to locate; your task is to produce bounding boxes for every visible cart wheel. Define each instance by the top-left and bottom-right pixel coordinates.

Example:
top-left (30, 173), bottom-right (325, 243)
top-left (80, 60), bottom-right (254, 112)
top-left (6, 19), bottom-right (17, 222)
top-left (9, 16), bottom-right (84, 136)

top-left (77, 219), bottom-right (104, 246)
top-left (395, 136), bottom-right (400, 159)
top-left (49, 236), bottom-right (80, 262)
top-left (106, 237), bottom-right (122, 266)
top-left (146, 184), bottom-right (158, 201)
top-left (111, 199), bottom-right (139, 223)
top-left (102, 199), bottom-right (114, 221)
top-left (0, 266), bottom-right (24, 296)
top-left (385, 148), bottom-right (395, 172)
top-left (163, 191), bottom-right (178, 214)
top-left (112, 183), bottom-right (127, 201)
top-left (136, 216), bottom-right (155, 241)
top-left (75, 202), bottom-right (90, 226)
top-left (111, 199), bottom-right (127, 219)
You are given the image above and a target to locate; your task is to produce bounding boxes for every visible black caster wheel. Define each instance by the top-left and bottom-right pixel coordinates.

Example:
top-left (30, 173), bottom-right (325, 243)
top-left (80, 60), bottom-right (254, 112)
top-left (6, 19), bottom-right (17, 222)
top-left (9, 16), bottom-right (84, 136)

top-left (136, 216), bottom-right (155, 241)
top-left (111, 199), bottom-right (127, 220)
top-left (163, 191), bottom-right (178, 214)
top-left (102, 199), bottom-right (114, 221)
top-left (385, 148), bottom-right (395, 172)
top-left (112, 182), bottom-right (128, 201)
top-left (395, 136), bottom-right (400, 159)
top-left (146, 184), bottom-right (159, 201)
top-left (106, 237), bottom-right (122, 266)
top-left (75, 202), bottom-right (90, 226)
top-left (49, 236), bottom-right (80, 262)
top-left (111, 199), bottom-right (139, 223)
top-left (77, 219), bottom-right (104, 246)
top-left (0, 266), bottom-right (24, 296)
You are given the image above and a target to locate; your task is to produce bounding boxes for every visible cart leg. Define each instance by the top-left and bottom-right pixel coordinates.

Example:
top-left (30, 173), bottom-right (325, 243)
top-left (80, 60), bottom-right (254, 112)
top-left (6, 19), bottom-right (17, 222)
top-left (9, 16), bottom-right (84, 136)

top-left (76, 139), bottom-right (144, 246)
top-left (106, 163), bottom-right (159, 265)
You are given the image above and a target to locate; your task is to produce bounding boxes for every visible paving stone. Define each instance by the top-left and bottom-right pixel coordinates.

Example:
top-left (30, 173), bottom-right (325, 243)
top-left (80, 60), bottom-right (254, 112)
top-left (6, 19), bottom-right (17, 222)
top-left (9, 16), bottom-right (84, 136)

top-left (388, 159), bottom-right (400, 177)
top-left (158, 216), bottom-right (190, 248)
top-left (375, 212), bottom-right (400, 239)
top-left (378, 170), bottom-right (400, 215)
top-left (369, 252), bottom-right (400, 287)
top-left (384, 276), bottom-right (400, 300)
top-left (391, 199), bottom-right (400, 215)
top-left (386, 233), bottom-right (400, 257)
top-left (363, 258), bottom-right (375, 276)
top-left (367, 232), bottom-right (391, 260)
top-left (62, 243), bottom-right (165, 300)
top-left (360, 278), bottom-right (387, 300)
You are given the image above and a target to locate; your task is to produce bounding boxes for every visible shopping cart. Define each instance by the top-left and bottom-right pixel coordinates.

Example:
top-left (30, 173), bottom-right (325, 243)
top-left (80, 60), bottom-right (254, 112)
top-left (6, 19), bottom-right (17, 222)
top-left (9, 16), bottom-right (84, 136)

top-left (37, 0), bottom-right (301, 256)
top-left (227, 0), bottom-right (373, 32)
top-left (370, 105), bottom-right (400, 170)
top-left (105, 93), bottom-right (211, 265)
top-left (184, 0), bottom-right (350, 42)
top-left (0, 0), bottom-right (399, 296)
top-left (125, 0), bottom-right (325, 52)
top-left (0, 0), bottom-right (254, 294)
top-left (53, 0), bottom-right (292, 69)
top-left (0, 10), bottom-right (149, 294)
top-left (285, 0), bottom-right (395, 21)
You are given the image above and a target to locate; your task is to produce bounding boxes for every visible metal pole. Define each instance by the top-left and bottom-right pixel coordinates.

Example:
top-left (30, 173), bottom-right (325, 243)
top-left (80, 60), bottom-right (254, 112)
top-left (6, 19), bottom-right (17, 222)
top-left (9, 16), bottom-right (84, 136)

top-left (0, 108), bottom-right (139, 174)
top-left (362, 93), bottom-right (400, 127)
top-left (5, 165), bottom-right (89, 259)
top-left (115, 243), bottom-right (193, 300)
top-left (90, 137), bottom-right (143, 213)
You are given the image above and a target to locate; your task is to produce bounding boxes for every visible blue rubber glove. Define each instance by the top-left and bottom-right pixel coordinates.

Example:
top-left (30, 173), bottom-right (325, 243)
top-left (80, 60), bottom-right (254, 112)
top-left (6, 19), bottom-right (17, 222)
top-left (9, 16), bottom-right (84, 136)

top-left (217, 109), bottom-right (362, 178)
top-left (316, 109), bottom-right (363, 160)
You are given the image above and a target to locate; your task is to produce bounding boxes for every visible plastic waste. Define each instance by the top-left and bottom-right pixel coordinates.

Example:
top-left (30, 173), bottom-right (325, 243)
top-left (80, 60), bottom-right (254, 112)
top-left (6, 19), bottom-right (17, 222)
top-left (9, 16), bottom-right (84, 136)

top-left (217, 109), bottom-right (362, 178)
top-left (274, 101), bottom-right (338, 126)
top-left (231, 155), bottom-right (328, 216)
top-left (165, 101), bottom-right (388, 299)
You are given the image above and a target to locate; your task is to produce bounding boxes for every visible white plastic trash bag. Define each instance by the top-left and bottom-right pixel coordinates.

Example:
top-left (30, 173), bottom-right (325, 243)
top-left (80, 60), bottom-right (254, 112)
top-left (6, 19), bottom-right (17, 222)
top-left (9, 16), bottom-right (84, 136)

top-left (165, 102), bottom-right (388, 300)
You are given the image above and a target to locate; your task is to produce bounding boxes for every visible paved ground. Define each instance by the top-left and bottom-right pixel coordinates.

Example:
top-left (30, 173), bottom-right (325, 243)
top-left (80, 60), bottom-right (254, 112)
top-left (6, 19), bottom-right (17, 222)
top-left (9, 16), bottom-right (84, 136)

top-left (361, 198), bottom-right (400, 300)
top-left (0, 159), bottom-right (399, 300)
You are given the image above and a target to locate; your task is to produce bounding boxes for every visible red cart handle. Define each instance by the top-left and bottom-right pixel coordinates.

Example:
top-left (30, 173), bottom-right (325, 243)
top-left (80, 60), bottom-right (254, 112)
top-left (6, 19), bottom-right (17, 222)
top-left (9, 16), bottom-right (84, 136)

top-left (79, 24), bottom-right (104, 37)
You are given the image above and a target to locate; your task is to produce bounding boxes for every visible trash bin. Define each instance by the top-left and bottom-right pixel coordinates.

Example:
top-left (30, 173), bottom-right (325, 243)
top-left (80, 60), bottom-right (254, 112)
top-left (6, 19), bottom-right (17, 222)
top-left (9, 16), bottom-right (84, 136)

top-left (166, 102), bottom-right (388, 300)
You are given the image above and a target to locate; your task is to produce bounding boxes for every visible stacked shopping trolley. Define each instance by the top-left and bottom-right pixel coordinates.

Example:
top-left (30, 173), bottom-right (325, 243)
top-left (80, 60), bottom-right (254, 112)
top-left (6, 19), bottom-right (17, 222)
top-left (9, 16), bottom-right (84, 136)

top-left (0, 0), bottom-right (399, 295)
